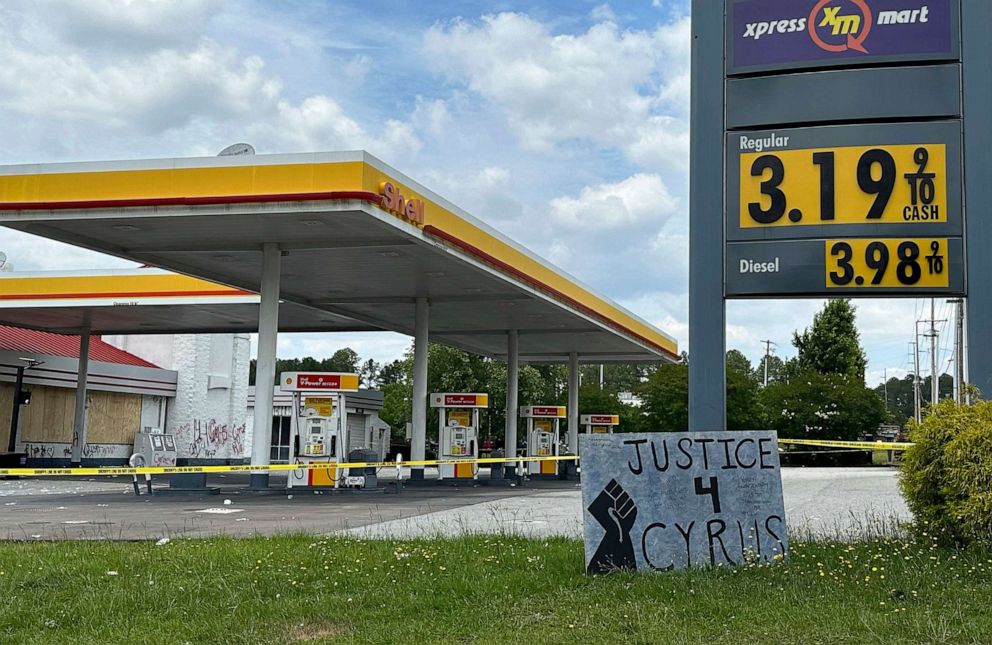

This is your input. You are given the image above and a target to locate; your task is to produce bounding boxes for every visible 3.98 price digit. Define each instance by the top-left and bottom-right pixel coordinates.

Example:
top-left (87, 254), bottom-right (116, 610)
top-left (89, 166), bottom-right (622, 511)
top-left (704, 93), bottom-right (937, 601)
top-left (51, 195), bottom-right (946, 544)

top-left (825, 238), bottom-right (947, 289)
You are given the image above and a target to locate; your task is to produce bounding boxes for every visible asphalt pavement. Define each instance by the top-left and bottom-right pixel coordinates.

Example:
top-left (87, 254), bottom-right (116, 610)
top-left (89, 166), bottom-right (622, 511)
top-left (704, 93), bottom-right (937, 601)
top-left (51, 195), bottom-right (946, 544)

top-left (0, 467), bottom-right (909, 541)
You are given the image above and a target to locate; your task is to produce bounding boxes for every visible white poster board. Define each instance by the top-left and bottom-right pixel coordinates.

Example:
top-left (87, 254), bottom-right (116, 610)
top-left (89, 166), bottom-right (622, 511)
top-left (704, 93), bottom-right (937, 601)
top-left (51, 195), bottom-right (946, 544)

top-left (580, 431), bottom-right (788, 574)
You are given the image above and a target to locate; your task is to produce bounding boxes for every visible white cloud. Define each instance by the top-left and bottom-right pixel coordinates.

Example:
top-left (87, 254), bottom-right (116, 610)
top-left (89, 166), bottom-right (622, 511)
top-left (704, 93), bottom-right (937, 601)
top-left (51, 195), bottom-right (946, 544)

top-left (343, 54), bottom-right (372, 81)
top-left (419, 165), bottom-right (524, 226)
top-left (411, 97), bottom-right (451, 138)
top-left (246, 97), bottom-right (422, 160)
top-left (626, 117), bottom-right (690, 174)
top-left (0, 34), bottom-right (280, 133)
top-left (550, 174), bottom-right (677, 230)
top-left (16, 0), bottom-right (223, 53)
top-left (0, 2), bottom-right (426, 164)
top-left (422, 13), bottom-right (691, 170)
top-left (268, 332), bottom-right (412, 366)
top-left (590, 4), bottom-right (617, 23)
top-left (0, 231), bottom-right (136, 272)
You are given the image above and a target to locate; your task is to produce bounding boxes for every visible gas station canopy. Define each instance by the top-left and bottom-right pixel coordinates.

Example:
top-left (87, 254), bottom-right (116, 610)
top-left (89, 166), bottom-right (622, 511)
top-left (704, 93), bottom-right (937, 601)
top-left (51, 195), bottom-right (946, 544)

top-left (0, 151), bottom-right (678, 363)
top-left (0, 269), bottom-right (368, 334)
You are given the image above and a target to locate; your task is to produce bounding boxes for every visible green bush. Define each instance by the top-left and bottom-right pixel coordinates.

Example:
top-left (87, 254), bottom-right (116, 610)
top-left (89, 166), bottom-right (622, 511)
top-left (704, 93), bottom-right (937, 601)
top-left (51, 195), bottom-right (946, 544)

top-left (900, 400), bottom-right (992, 545)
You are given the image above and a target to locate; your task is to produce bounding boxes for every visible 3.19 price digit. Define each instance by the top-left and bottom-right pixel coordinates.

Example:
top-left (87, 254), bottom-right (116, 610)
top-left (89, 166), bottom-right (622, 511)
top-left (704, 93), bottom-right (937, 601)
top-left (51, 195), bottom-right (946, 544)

top-left (857, 149), bottom-right (896, 220)
top-left (748, 155), bottom-right (786, 224)
top-left (747, 147), bottom-right (904, 223)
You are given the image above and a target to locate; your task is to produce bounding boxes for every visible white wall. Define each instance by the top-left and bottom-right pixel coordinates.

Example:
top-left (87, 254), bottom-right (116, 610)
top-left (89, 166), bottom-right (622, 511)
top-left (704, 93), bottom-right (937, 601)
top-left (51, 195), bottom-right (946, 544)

top-left (106, 333), bottom-right (250, 460)
top-left (103, 334), bottom-right (175, 371)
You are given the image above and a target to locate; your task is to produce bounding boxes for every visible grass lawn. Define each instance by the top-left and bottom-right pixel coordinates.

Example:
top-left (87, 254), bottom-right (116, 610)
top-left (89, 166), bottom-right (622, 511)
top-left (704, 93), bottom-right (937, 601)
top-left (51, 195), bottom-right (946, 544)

top-left (1, 533), bottom-right (990, 644)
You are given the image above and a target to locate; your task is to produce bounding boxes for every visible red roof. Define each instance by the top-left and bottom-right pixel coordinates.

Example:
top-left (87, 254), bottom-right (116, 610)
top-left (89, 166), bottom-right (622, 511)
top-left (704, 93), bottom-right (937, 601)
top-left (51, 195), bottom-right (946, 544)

top-left (0, 326), bottom-right (159, 368)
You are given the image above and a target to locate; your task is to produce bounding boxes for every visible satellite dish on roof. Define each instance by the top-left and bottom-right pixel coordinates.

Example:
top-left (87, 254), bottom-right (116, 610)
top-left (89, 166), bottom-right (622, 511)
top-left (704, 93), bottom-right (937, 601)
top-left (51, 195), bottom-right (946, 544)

top-left (218, 143), bottom-right (255, 157)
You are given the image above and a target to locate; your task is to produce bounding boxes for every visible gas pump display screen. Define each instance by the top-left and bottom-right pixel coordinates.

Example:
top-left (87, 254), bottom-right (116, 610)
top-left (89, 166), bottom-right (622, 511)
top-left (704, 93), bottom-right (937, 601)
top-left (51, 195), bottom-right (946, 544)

top-left (534, 419), bottom-right (554, 433)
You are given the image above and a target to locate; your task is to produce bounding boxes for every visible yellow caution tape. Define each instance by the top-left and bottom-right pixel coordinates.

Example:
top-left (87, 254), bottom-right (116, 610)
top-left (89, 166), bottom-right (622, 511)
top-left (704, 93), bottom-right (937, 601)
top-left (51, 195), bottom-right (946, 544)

top-left (0, 439), bottom-right (916, 478)
top-left (0, 454), bottom-right (580, 478)
top-left (778, 438), bottom-right (914, 451)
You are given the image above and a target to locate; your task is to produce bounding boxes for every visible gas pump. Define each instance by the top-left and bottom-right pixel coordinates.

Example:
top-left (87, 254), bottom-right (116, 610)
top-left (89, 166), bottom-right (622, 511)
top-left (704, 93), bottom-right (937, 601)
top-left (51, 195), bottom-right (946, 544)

top-left (581, 414), bottom-right (620, 434)
top-left (280, 372), bottom-right (359, 489)
top-left (520, 405), bottom-right (566, 477)
top-left (430, 393), bottom-right (488, 480)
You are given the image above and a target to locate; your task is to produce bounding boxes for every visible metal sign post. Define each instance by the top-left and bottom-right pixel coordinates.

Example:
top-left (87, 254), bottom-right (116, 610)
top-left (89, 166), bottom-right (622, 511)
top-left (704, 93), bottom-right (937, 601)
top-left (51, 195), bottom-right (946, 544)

top-left (688, 0), bottom-right (727, 431)
top-left (690, 0), bottom-right (981, 427)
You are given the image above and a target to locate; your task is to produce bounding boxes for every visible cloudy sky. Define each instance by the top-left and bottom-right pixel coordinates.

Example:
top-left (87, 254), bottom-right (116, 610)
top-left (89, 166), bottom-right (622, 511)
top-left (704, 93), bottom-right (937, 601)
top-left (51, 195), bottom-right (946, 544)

top-left (0, 0), bottom-right (954, 386)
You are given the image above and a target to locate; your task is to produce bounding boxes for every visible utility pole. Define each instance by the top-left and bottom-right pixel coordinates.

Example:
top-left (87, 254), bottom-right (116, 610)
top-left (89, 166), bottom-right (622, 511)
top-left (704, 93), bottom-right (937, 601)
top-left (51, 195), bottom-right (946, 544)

top-left (922, 298), bottom-right (949, 406)
top-left (919, 303), bottom-right (946, 411)
top-left (913, 324), bottom-right (922, 423)
top-left (883, 368), bottom-right (888, 411)
top-left (760, 339), bottom-right (776, 386)
top-left (930, 298), bottom-right (939, 406)
top-left (948, 298), bottom-right (965, 404)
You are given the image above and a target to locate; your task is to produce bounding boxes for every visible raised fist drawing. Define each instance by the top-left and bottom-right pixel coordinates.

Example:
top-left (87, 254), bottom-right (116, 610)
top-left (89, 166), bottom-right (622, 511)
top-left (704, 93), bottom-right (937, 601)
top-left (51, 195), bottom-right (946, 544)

top-left (587, 478), bottom-right (638, 574)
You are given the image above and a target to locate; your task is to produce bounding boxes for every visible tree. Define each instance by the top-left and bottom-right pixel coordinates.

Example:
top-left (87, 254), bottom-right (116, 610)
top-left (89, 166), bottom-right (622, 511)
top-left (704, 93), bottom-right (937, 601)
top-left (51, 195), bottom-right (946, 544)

top-left (248, 349), bottom-right (364, 385)
top-left (726, 363), bottom-right (763, 430)
top-left (874, 373), bottom-right (956, 426)
top-left (756, 354), bottom-right (785, 384)
top-left (726, 350), bottom-right (754, 382)
top-left (638, 363), bottom-right (689, 432)
top-left (793, 299), bottom-right (867, 379)
top-left (577, 363), bottom-right (648, 392)
top-left (577, 385), bottom-right (622, 416)
top-left (378, 359), bottom-right (408, 386)
top-left (379, 382), bottom-right (411, 443)
top-left (637, 352), bottom-right (763, 432)
top-left (761, 371), bottom-right (886, 440)
top-left (327, 348), bottom-right (360, 373)
top-left (529, 364), bottom-right (568, 403)
top-left (574, 384), bottom-right (649, 434)
top-left (359, 358), bottom-right (380, 389)
top-left (875, 374), bottom-right (915, 424)
top-left (759, 300), bottom-right (887, 439)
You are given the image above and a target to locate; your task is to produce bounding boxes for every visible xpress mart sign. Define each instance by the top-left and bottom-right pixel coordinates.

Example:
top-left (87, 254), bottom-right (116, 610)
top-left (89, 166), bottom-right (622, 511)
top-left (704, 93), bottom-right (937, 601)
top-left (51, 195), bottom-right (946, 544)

top-left (729, 0), bottom-right (958, 73)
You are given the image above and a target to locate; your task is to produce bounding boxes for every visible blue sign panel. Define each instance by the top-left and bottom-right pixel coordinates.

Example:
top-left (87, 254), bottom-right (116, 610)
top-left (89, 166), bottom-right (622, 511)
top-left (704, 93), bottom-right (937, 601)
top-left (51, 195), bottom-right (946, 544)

top-left (729, 0), bottom-right (958, 74)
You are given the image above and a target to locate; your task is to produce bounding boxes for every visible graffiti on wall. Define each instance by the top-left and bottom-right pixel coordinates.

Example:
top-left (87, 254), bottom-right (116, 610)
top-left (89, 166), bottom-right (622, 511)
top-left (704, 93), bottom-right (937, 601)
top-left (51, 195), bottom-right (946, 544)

top-left (173, 419), bottom-right (246, 459)
top-left (19, 442), bottom-right (131, 460)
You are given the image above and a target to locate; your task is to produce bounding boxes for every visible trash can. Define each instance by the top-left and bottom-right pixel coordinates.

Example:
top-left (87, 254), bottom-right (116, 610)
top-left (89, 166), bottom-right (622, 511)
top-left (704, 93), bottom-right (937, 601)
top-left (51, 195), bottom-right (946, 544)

top-left (348, 449), bottom-right (379, 489)
top-left (560, 453), bottom-right (578, 480)
top-left (489, 448), bottom-right (504, 481)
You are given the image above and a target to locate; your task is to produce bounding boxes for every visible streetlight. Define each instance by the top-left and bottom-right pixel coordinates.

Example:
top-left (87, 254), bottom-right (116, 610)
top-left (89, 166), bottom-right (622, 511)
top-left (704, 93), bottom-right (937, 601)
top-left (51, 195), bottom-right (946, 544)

top-left (6, 357), bottom-right (44, 454)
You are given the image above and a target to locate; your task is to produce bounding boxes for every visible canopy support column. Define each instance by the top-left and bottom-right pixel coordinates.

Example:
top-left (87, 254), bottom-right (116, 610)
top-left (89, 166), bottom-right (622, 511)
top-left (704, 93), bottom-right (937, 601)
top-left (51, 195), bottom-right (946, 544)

top-left (410, 297), bottom-right (429, 480)
top-left (70, 327), bottom-right (90, 466)
top-left (249, 242), bottom-right (281, 490)
top-left (505, 329), bottom-right (519, 475)
top-left (567, 352), bottom-right (579, 454)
